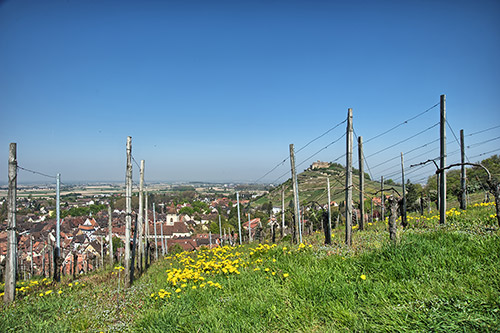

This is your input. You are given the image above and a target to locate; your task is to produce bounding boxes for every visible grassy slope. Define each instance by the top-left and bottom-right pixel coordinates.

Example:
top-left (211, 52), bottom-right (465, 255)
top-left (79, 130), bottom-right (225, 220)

top-left (1, 205), bottom-right (499, 332)
top-left (254, 164), bottom-right (401, 208)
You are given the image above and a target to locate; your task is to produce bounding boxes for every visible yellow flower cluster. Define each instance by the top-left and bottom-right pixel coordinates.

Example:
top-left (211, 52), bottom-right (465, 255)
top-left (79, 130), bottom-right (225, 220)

top-left (473, 202), bottom-right (496, 207)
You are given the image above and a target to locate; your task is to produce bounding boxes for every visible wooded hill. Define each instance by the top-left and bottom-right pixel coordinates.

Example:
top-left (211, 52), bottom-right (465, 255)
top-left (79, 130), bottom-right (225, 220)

top-left (253, 162), bottom-right (402, 209)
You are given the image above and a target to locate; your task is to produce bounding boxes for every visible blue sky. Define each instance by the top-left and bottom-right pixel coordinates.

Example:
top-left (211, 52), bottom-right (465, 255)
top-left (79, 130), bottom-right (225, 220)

top-left (1, 0), bottom-right (499, 184)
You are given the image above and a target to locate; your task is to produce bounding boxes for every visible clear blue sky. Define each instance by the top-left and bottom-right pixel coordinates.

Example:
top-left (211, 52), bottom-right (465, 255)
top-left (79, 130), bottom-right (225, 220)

top-left (1, 0), bottom-right (499, 184)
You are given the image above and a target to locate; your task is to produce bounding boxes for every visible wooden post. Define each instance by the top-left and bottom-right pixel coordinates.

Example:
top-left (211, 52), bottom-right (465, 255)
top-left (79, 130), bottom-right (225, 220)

top-left (436, 173), bottom-right (440, 211)
top-left (130, 214), bottom-right (138, 286)
top-left (145, 192), bottom-right (149, 267)
top-left (440, 94), bottom-right (446, 224)
top-left (100, 236), bottom-right (104, 269)
top-left (325, 177), bottom-right (332, 245)
top-left (218, 214), bottom-right (222, 244)
top-left (4, 143), bottom-right (17, 304)
top-left (236, 192), bottom-right (242, 245)
top-left (420, 193), bottom-right (424, 216)
top-left (289, 144), bottom-right (302, 244)
top-left (30, 235), bottom-right (33, 277)
top-left (160, 218), bottom-right (164, 256)
top-left (345, 109), bottom-right (353, 246)
top-left (460, 129), bottom-right (467, 210)
top-left (380, 176), bottom-right (384, 221)
top-left (358, 136), bottom-right (365, 231)
top-left (153, 202), bottom-right (158, 260)
top-left (248, 213), bottom-right (251, 242)
top-left (138, 160), bottom-right (145, 272)
top-left (401, 152), bottom-right (407, 228)
top-left (41, 246), bottom-right (45, 278)
top-left (108, 205), bottom-right (113, 267)
top-left (281, 185), bottom-right (285, 237)
top-left (54, 173), bottom-right (61, 282)
top-left (125, 136), bottom-right (132, 286)
top-left (387, 196), bottom-right (398, 243)
top-left (72, 252), bottom-right (77, 279)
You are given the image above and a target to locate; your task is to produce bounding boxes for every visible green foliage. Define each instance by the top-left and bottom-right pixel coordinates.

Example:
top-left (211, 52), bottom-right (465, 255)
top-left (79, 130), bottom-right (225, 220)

top-left (112, 236), bottom-right (124, 249)
top-left (168, 243), bottom-right (184, 255)
top-left (61, 204), bottom-right (107, 218)
top-left (406, 180), bottom-right (423, 212)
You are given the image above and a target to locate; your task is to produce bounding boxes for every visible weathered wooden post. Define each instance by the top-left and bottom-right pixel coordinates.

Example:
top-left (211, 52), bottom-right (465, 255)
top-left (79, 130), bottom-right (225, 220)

top-left (108, 205), bottom-right (113, 267)
top-left (125, 136), bottom-right (132, 286)
top-left (380, 176), bottom-right (384, 222)
top-left (345, 109), bottom-right (353, 246)
top-left (130, 214), bottom-right (138, 286)
top-left (289, 144), bottom-right (302, 244)
top-left (387, 196), bottom-right (399, 243)
top-left (439, 94), bottom-right (446, 224)
top-left (401, 153), bottom-right (407, 228)
top-left (4, 143), bottom-right (17, 304)
top-left (358, 136), bottom-right (365, 231)
top-left (145, 192), bottom-right (150, 267)
top-left (248, 213), bottom-right (252, 242)
top-left (237, 192), bottom-right (242, 245)
top-left (138, 160), bottom-right (145, 271)
top-left (54, 173), bottom-right (61, 282)
top-left (325, 177), bottom-right (332, 245)
top-left (160, 218), bottom-right (165, 255)
top-left (281, 185), bottom-right (285, 237)
top-left (153, 202), bottom-right (158, 260)
top-left (460, 129), bottom-right (467, 210)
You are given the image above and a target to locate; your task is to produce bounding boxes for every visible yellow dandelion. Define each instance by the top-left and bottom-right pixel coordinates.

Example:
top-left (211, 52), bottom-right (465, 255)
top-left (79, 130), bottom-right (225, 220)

top-left (360, 274), bottom-right (366, 280)
top-left (175, 288), bottom-right (182, 293)
top-left (58, 290), bottom-right (63, 294)
top-left (45, 290), bottom-right (53, 295)
top-left (283, 273), bottom-right (289, 278)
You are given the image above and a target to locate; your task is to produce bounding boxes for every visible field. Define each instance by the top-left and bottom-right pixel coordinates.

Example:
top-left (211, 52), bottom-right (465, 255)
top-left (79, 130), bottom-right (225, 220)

top-left (1, 202), bottom-right (499, 332)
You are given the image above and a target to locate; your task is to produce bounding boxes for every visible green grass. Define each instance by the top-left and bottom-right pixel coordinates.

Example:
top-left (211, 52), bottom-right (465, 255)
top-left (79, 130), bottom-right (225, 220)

top-left (1, 204), bottom-right (499, 332)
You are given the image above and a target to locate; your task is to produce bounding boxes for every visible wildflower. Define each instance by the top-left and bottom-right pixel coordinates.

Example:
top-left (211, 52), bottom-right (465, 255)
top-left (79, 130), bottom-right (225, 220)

top-left (58, 290), bottom-right (63, 295)
top-left (39, 293), bottom-right (44, 297)
top-left (360, 274), bottom-right (366, 280)
top-left (45, 290), bottom-right (53, 295)
top-left (150, 293), bottom-right (155, 297)
top-left (175, 288), bottom-right (181, 293)
top-left (192, 286), bottom-right (197, 290)
top-left (283, 273), bottom-right (289, 278)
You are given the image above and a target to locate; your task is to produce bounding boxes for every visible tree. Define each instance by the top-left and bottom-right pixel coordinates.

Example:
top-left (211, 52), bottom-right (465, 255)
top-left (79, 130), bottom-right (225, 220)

top-left (406, 180), bottom-right (423, 212)
top-left (112, 236), bottom-right (124, 250)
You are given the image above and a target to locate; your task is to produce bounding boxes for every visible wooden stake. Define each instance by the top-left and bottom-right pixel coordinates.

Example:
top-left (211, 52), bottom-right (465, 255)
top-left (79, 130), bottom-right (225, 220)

top-left (401, 152), bottom-right (407, 228)
top-left (325, 177), bottom-right (332, 245)
top-left (358, 136), bottom-right (365, 231)
top-left (4, 142), bottom-right (17, 304)
top-left (440, 94), bottom-right (446, 224)
top-left (289, 144), bottom-right (302, 244)
top-left (125, 136), bottom-right (132, 286)
top-left (108, 204), bottom-right (114, 267)
top-left (138, 160), bottom-right (145, 271)
top-left (460, 129), bottom-right (467, 210)
top-left (345, 109), bottom-right (353, 246)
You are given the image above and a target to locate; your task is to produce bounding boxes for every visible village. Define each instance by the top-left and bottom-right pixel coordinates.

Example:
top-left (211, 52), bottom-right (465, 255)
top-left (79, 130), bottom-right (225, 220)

top-left (0, 191), bottom-right (276, 280)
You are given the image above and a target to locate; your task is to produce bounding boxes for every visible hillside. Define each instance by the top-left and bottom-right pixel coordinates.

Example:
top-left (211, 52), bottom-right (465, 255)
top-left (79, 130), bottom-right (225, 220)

top-left (253, 162), bottom-right (402, 208)
top-left (1, 201), bottom-right (498, 331)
